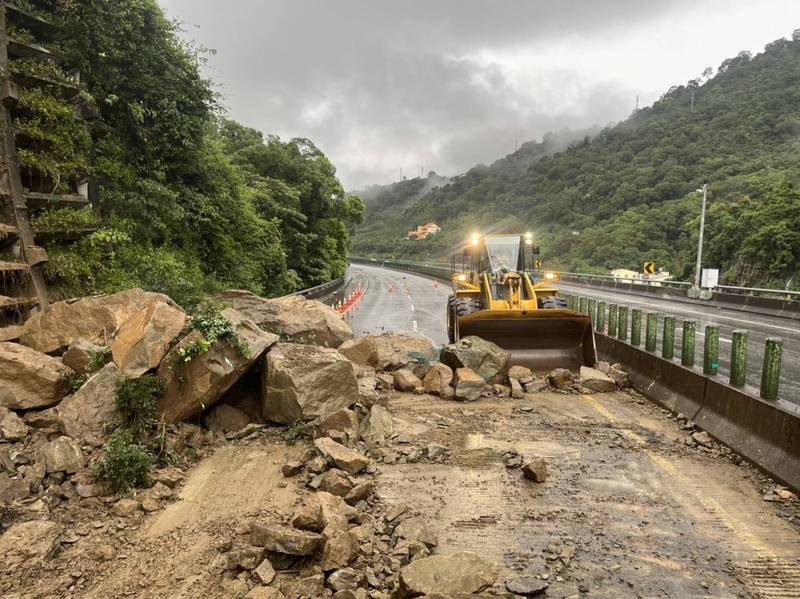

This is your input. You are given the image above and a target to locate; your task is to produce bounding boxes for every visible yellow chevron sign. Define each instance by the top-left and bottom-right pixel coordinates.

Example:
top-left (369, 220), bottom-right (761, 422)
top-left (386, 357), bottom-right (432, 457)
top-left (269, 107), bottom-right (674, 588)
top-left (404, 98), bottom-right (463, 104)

top-left (643, 261), bottom-right (656, 274)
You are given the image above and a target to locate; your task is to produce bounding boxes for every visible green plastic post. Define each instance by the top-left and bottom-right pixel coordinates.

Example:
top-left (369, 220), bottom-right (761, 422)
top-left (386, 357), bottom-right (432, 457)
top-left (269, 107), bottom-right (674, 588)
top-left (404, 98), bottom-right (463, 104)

top-left (703, 325), bottom-right (719, 375)
top-left (760, 337), bottom-right (783, 400)
top-left (579, 297), bottom-right (588, 314)
top-left (645, 312), bottom-right (657, 352)
top-left (618, 306), bottom-right (628, 341)
top-left (730, 330), bottom-right (748, 388)
top-left (681, 320), bottom-right (696, 367)
top-left (631, 309), bottom-right (642, 346)
top-left (662, 316), bottom-right (675, 360)
top-left (596, 301), bottom-right (606, 332)
top-left (608, 305), bottom-right (618, 338)
top-left (588, 299), bottom-right (597, 323)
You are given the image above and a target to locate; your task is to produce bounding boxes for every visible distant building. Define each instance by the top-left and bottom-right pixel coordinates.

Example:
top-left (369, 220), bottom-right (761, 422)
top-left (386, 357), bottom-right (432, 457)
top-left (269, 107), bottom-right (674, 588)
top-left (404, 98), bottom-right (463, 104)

top-left (406, 222), bottom-right (442, 240)
top-left (611, 268), bottom-right (639, 279)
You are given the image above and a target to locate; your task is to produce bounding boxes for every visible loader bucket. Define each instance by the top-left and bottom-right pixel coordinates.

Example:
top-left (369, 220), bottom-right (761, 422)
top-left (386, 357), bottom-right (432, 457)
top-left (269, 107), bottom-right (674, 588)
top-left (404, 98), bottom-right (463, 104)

top-left (457, 309), bottom-right (597, 371)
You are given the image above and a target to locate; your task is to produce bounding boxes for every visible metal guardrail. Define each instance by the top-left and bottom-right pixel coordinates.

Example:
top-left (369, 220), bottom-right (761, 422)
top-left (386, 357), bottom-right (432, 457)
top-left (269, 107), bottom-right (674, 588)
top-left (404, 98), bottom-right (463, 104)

top-left (286, 274), bottom-right (347, 301)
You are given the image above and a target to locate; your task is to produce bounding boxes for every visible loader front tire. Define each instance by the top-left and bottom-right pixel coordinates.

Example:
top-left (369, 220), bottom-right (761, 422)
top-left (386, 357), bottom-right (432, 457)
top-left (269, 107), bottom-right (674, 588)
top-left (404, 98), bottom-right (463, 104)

top-left (538, 296), bottom-right (568, 309)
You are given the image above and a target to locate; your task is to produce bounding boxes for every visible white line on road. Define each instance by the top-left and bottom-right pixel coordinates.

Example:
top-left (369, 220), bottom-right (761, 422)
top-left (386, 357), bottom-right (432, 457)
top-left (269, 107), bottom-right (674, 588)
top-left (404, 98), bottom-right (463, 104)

top-left (410, 304), bottom-right (415, 311)
top-left (696, 332), bottom-right (732, 344)
top-left (412, 320), bottom-right (418, 331)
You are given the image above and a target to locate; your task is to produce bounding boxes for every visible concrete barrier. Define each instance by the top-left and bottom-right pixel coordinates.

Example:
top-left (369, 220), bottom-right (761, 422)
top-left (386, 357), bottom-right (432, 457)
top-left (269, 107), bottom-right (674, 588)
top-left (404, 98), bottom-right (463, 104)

top-left (598, 335), bottom-right (800, 491)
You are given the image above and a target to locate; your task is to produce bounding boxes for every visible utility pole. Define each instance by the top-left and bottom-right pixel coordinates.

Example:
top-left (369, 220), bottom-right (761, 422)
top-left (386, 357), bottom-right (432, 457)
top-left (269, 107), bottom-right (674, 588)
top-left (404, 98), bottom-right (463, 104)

top-left (634, 95), bottom-right (639, 113)
top-left (694, 183), bottom-right (708, 288)
top-left (690, 89), bottom-right (695, 110)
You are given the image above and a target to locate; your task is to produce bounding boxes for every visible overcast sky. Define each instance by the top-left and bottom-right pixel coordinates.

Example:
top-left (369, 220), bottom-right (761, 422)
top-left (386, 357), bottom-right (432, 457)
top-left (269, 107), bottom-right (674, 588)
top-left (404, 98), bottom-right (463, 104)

top-left (158, 1), bottom-right (800, 190)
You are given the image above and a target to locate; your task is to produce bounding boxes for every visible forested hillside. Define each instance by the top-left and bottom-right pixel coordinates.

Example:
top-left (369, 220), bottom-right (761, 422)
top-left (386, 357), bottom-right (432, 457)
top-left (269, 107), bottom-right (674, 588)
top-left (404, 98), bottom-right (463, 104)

top-left (22, 0), bottom-right (363, 306)
top-left (353, 33), bottom-right (800, 289)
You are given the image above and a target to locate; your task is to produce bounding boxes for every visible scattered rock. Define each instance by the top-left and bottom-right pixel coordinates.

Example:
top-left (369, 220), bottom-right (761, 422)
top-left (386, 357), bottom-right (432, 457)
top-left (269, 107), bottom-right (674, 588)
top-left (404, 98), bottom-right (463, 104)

top-left (395, 517), bottom-right (438, 548)
top-left (0, 342), bottom-right (73, 410)
top-left (111, 498), bottom-right (141, 517)
top-left (262, 343), bottom-right (358, 425)
top-left (398, 551), bottom-right (499, 596)
top-left (509, 365), bottom-right (533, 383)
top-left (320, 525), bottom-right (359, 571)
top-left (253, 557), bottom-right (276, 584)
top-left (579, 366), bottom-right (616, 393)
top-left (453, 368), bottom-right (484, 402)
top-left (315, 438), bottom-right (370, 475)
top-left (337, 334), bottom-right (438, 371)
top-left (318, 469), bottom-right (355, 496)
top-left (20, 289), bottom-right (178, 354)
top-left (440, 336), bottom-right (510, 384)
top-left (344, 480), bottom-right (374, 505)
top-left (328, 567), bottom-right (367, 591)
top-left (547, 368), bottom-right (573, 389)
top-left (608, 365), bottom-right (631, 388)
top-left (292, 500), bottom-right (325, 532)
top-left (393, 369), bottom-right (422, 392)
top-left (249, 524), bottom-right (324, 556)
top-left (215, 290), bottom-right (354, 347)
top-left (692, 431), bottom-right (714, 448)
top-left (151, 466), bottom-right (184, 488)
top-left (359, 405), bottom-right (393, 447)
top-left (282, 460), bottom-right (304, 477)
top-left (57, 362), bottom-right (122, 447)
top-left (0, 474), bottom-right (29, 504)
top-left (317, 408), bottom-right (360, 443)
top-left (0, 520), bottom-right (62, 572)
top-left (422, 362), bottom-right (453, 394)
top-left (110, 300), bottom-right (186, 377)
top-left (425, 443), bottom-right (448, 459)
top-left (510, 378), bottom-right (524, 399)
top-left (522, 458), bottom-right (547, 483)
top-left (158, 308), bottom-right (277, 423)
top-left (0, 406), bottom-right (28, 441)
top-left (375, 373), bottom-right (395, 391)
top-left (506, 577), bottom-right (549, 596)
top-left (205, 403), bottom-right (252, 433)
top-left (61, 339), bottom-right (105, 374)
top-left (42, 436), bottom-right (84, 473)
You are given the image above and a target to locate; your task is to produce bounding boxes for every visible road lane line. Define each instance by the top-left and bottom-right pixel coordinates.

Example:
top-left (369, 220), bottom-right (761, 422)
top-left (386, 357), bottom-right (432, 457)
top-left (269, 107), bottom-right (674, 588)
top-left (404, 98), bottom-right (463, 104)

top-left (412, 320), bottom-right (418, 332)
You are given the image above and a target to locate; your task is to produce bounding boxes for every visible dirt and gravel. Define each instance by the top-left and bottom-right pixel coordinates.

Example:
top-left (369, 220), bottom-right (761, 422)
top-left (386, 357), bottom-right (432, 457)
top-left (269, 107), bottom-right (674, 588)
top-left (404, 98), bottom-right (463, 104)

top-left (4, 379), bottom-right (800, 598)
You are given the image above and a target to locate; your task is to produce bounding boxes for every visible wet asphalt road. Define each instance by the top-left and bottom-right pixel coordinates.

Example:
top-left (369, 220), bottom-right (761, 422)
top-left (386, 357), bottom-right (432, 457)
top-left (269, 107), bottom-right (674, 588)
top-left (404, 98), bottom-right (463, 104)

top-left (349, 263), bottom-right (799, 404)
top-left (559, 282), bottom-right (800, 404)
top-left (348, 263), bottom-right (449, 348)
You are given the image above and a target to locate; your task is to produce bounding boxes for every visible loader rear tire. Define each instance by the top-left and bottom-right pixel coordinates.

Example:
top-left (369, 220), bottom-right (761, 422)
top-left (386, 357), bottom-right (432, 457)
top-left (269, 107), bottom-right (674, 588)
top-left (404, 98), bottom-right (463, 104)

top-left (448, 297), bottom-right (480, 342)
top-left (538, 296), bottom-right (568, 309)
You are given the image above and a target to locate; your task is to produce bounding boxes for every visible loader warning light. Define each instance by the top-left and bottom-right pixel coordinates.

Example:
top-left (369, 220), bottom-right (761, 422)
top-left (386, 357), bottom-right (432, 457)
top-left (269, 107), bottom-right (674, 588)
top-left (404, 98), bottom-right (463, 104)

top-left (544, 271), bottom-right (560, 281)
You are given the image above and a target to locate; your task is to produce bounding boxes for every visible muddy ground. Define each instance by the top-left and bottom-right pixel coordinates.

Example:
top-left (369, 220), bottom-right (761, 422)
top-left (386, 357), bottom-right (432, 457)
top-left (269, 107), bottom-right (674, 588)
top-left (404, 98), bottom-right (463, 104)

top-left (4, 386), bottom-right (800, 598)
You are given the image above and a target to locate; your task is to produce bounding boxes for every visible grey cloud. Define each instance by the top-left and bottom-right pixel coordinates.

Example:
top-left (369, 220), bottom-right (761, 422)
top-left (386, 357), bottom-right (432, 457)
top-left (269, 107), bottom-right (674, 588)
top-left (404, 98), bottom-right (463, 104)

top-left (159, 0), bottom-right (797, 189)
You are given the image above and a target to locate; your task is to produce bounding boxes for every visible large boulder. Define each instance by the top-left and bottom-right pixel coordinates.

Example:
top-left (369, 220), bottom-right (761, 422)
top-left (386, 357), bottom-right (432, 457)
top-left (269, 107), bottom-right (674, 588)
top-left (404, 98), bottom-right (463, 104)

top-left (0, 520), bottom-right (62, 573)
top-left (42, 436), bottom-right (84, 473)
top-left (19, 289), bottom-right (179, 355)
top-left (216, 290), bottom-right (353, 348)
top-left (398, 551), bottom-right (498, 596)
top-left (58, 363), bottom-right (122, 447)
top-left (111, 301), bottom-right (186, 377)
top-left (204, 403), bottom-right (252, 433)
top-left (249, 524), bottom-right (323, 556)
top-left (579, 366), bottom-right (616, 393)
top-left (157, 308), bottom-right (277, 423)
top-left (0, 342), bottom-right (72, 410)
top-left (440, 336), bottom-right (510, 384)
top-left (359, 404), bottom-right (393, 447)
top-left (337, 334), bottom-right (438, 371)
top-left (61, 339), bottom-right (105, 374)
top-left (261, 344), bottom-right (358, 425)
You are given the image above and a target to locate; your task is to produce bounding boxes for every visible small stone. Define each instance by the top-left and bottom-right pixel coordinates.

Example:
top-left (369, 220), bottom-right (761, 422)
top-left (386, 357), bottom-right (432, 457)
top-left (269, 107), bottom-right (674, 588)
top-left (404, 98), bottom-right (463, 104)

top-left (506, 577), bottom-right (550, 596)
top-left (425, 443), bottom-right (448, 459)
top-left (140, 496), bottom-right (161, 512)
top-left (249, 524), bottom-right (323, 555)
top-left (692, 431), bottom-right (714, 448)
top-left (318, 469), bottom-right (355, 497)
top-left (393, 369), bottom-right (422, 393)
top-left (522, 458), bottom-right (547, 483)
top-left (282, 460), bottom-right (304, 477)
top-left (315, 438), bottom-right (370, 475)
top-left (111, 498), bottom-right (141, 517)
top-left (327, 567), bottom-right (367, 591)
top-left (510, 378), bottom-right (524, 399)
top-left (344, 481), bottom-right (374, 505)
top-left (547, 368), bottom-right (573, 389)
top-left (253, 558), bottom-right (276, 584)
top-left (0, 407), bottom-right (29, 441)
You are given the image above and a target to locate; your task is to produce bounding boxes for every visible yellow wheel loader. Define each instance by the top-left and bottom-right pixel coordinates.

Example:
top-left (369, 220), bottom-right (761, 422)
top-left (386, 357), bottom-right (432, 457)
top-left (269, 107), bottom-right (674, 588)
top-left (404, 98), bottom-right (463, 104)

top-left (447, 233), bottom-right (596, 370)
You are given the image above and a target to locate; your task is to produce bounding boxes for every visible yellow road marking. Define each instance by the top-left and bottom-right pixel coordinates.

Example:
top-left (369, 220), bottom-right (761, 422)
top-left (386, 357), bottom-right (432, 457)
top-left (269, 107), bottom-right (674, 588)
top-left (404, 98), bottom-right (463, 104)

top-left (582, 394), bottom-right (771, 555)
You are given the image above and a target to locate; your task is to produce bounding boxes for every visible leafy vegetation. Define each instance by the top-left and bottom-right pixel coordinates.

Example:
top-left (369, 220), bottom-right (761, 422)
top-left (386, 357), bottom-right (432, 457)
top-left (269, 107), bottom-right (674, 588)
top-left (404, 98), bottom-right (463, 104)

top-left (175, 301), bottom-right (249, 365)
top-left (353, 34), bottom-right (800, 289)
top-left (115, 376), bottom-right (165, 439)
top-left (93, 428), bottom-right (153, 493)
top-left (20, 0), bottom-right (363, 306)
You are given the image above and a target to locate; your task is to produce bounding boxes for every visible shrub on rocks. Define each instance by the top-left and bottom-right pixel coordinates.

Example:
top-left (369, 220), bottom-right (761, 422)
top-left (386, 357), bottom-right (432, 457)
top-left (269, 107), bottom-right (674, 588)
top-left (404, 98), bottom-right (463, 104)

top-left (440, 336), bottom-right (510, 384)
top-left (93, 429), bottom-right (153, 492)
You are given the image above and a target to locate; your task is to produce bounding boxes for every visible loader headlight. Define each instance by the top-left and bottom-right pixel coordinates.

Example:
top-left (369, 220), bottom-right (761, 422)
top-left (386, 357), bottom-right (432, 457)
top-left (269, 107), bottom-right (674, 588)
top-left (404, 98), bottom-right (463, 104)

top-left (524, 232), bottom-right (533, 245)
top-left (470, 233), bottom-right (480, 246)
top-left (456, 273), bottom-right (467, 282)
top-left (544, 271), bottom-right (559, 281)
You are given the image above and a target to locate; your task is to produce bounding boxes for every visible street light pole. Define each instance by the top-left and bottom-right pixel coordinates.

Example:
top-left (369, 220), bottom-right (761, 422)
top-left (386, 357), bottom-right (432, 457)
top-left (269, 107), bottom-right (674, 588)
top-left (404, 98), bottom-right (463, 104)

top-left (694, 183), bottom-right (708, 288)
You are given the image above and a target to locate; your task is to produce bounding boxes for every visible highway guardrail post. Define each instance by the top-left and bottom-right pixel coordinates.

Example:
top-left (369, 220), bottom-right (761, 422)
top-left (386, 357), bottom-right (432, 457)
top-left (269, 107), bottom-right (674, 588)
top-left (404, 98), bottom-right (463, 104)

top-left (618, 306), bottom-right (628, 341)
top-left (681, 320), bottom-right (696, 367)
top-left (703, 325), bottom-right (719, 375)
top-left (588, 299), bottom-right (597, 322)
top-left (608, 305), bottom-right (618, 338)
top-left (596, 301), bottom-right (606, 332)
top-left (730, 330), bottom-right (748, 387)
top-left (646, 313), bottom-right (657, 352)
top-left (760, 337), bottom-right (783, 400)
top-left (568, 295), bottom-right (576, 310)
top-left (631, 308), bottom-right (642, 346)
top-left (662, 316), bottom-right (675, 360)
top-left (579, 297), bottom-right (588, 314)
